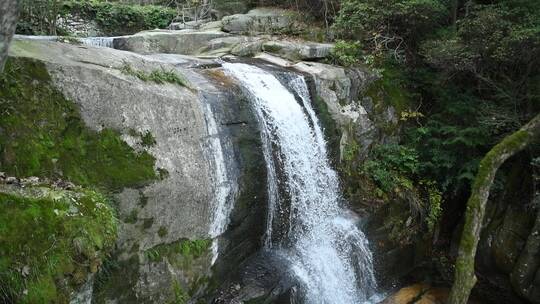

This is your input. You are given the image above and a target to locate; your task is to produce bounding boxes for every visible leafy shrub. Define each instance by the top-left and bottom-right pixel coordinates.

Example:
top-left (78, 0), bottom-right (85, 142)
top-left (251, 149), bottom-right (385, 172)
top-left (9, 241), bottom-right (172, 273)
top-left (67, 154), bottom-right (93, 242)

top-left (17, 0), bottom-right (176, 36)
top-left (343, 142), bottom-right (443, 231)
top-left (361, 144), bottom-right (419, 193)
top-left (328, 40), bottom-right (363, 66)
top-left (334, 0), bottom-right (448, 54)
top-left (88, 1), bottom-right (176, 35)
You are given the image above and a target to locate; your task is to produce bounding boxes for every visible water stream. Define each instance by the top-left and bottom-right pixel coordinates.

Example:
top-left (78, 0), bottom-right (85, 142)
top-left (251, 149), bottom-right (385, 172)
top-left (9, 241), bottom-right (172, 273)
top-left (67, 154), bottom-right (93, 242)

top-left (202, 102), bottom-right (234, 264)
top-left (79, 37), bottom-right (115, 48)
top-left (222, 62), bottom-right (377, 304)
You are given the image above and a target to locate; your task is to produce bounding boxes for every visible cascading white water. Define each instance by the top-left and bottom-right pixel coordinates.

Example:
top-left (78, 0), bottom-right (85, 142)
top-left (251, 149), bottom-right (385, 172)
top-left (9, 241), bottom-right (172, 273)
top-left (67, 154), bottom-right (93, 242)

top-left (222, 62), bottom-right (377, 304)
top-left (14, 35), bottom-right (115, 48)
top-left (202, 102), bottom-right (234, 264)
top-left (80, 37), bottom-right (115, 48)
top-left (14, 35), bottom-right (58, 41)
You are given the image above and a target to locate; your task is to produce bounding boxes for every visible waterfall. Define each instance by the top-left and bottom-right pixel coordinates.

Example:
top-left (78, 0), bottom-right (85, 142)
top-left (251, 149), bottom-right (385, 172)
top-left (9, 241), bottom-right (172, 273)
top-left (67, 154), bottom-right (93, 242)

top-left (14, 35), bottom-right (58, 41)
top-left (202, 102), bottom-right (233, 264)
top-left (15, 35), bottom-right (115, 48)
top-left (80, 37), bottom-right (115, 48)
top-left (222, 62), bottom-right (377, 304)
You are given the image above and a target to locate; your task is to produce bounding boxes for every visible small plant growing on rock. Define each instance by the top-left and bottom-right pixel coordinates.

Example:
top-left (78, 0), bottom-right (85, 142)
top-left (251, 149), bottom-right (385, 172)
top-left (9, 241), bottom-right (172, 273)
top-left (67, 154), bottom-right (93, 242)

top-left (141, 131), bottom-right (157, 147)
top-left (119, 63), bottom-right (187, 87)
top-left (158, 226), bottom-right (168, 238)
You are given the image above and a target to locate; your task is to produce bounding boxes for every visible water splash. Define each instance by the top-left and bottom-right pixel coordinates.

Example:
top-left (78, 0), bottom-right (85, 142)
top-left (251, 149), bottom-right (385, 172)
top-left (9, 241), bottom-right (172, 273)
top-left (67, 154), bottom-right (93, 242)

top-left (222, 63), bottom-right (377, 304)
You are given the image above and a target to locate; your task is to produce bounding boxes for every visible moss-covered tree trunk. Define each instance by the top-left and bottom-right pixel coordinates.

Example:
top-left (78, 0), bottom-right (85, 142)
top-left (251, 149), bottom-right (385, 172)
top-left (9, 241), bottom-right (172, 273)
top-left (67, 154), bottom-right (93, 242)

top-left (448, 113), bottom-right (540, 304)
top-left (0, 0), bottom-right (19, 72)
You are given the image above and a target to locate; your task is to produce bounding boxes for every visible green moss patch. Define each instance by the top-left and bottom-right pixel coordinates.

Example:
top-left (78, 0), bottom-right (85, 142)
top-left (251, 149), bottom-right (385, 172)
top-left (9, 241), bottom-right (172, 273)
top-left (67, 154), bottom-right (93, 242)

top-left (0, 185), bottom-right (117, 303)
top-left (145, 239), bottom-right (211, 270)
top-left (92, 254), bottom-right (139, 303)
top-left (142, 239), bottom-right (212, 302)
top-left (0, 57), bottom-right (157, 191)
top-left (365, 62), bottom-right (413, 114)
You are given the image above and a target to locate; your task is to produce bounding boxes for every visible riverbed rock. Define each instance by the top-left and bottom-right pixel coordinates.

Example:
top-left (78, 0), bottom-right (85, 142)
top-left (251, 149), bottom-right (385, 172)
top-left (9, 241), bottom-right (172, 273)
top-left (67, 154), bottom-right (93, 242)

top-left (380, 284), bottom-right (449, 304)
top-left (231, 38), bottom-right (265, 56)
top-left (113, 29), bottom-right (230, 55)
top-left (201, 20), bottom-right (225, 31)
top-left (169, 20), bottom-right (207, 30)
top-left (197, 36), bottom-right (260, 57)
top-left (6, 21), bottom-right (407, 304)
top-left (262, 40), bottom-right (334, 60)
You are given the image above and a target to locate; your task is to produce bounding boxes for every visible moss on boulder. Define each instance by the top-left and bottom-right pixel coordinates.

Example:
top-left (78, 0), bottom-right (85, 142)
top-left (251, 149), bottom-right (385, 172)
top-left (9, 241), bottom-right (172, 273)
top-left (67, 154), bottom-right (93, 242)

top-left (0, 182), bottom-right (117, 303)
top-left (0, 57), bottom-right (157, 191)
top-left (0, 52), bottom-right (161, 303)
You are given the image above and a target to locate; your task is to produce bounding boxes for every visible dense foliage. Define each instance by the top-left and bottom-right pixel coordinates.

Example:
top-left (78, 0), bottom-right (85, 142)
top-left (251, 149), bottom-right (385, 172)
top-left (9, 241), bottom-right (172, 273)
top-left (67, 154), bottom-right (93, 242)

top-left (17, 0), bottom-right (176, 35)
top-left (335, 0), bottom-right (539, 200)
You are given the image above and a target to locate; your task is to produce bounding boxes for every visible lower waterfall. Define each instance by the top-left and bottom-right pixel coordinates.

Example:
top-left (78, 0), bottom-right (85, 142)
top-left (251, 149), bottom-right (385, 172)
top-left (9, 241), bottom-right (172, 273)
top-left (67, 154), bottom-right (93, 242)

top-left (222, 62), bottom-right (377, 304)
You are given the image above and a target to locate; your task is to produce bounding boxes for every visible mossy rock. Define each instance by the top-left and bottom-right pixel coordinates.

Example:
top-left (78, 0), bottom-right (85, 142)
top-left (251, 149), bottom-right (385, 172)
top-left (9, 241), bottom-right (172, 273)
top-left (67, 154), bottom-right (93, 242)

top-left (364, 62), bottom-right (412, 115)
top-left (0, 57), bottom-right (157, 191)
top-left (0, 184), bottom-right (117, 303)
top-left (144, 239), bottom-right (212, 269)
top-left (312, 94), bottom-right (342, 166)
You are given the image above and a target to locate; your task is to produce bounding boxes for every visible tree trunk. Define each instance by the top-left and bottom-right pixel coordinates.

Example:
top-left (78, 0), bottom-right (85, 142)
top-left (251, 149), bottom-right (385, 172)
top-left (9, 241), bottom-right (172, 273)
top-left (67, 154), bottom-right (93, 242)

top-left (451, 0), bottom-right (459, 27)
top-left (447, 113), bottom-right (540, 304)
top-left (0, 0), bottom-right (19, 73)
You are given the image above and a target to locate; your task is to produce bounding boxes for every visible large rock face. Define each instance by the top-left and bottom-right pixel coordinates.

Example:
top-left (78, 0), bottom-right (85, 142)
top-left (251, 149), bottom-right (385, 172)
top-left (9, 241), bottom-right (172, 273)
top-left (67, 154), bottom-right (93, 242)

top-left (113, 30), bottom-right (231, 55)
top-left (7, 39), bottom-right (268, 303)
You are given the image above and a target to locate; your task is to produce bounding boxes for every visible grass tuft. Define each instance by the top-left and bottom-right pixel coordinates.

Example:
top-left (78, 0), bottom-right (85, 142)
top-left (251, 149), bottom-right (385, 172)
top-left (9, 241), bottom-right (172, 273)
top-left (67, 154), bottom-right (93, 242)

top-left (120, 63), bottom-right (188, 87)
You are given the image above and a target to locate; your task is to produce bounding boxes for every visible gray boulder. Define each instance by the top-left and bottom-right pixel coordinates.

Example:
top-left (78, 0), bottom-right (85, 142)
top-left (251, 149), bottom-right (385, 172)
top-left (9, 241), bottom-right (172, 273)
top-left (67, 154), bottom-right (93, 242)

top-left (196, 36), bottom-right (260, 57)
top-left (222, 8), bottom-right (303, 35)
top-left (262, 40), bottom-right (333, 61)
top-left (114, 29), bottom-right (230, 55)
